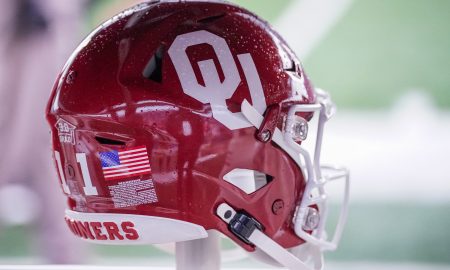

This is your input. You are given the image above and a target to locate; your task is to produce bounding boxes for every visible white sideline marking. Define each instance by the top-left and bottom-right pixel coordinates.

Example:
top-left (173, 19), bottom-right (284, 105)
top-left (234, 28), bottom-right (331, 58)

top-left (274, 0), bottom-right (354, 59)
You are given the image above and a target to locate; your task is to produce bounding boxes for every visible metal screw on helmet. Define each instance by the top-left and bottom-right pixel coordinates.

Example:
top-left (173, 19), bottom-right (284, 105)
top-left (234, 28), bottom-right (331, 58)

top-left (302, 207), bottom-right (320, 231)
top-left (260, 130), bottom-right (271, 142)
top-left (272, 199), bottom-right (284, 215)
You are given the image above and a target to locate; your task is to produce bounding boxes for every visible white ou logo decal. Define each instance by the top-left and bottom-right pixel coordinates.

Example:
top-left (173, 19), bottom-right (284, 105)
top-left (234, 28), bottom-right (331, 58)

top-left (168, 30), bottom-right (267, 130)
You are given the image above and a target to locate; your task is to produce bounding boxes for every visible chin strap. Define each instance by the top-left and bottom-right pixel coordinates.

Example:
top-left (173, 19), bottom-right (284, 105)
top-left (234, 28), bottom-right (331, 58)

top-left (216, 203), bottom-right (323, 270)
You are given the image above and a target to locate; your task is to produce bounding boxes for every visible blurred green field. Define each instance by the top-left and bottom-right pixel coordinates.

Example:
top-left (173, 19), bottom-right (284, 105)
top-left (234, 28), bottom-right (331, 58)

top-left (304, 0), bottom-right (450, 109)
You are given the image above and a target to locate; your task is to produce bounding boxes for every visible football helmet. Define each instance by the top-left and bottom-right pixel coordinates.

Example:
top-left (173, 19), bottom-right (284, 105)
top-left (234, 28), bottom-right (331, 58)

top-left (46, 1), bottom-right (349, 269)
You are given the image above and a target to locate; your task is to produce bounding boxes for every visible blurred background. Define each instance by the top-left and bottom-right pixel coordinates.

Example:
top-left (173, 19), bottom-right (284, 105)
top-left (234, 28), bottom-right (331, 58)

top-left (0, 0), bottom-right (449, 269)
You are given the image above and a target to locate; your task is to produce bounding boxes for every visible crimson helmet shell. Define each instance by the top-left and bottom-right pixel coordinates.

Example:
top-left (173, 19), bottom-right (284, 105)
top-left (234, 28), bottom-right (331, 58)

top-left (46, 0), bottom-right (325, 257)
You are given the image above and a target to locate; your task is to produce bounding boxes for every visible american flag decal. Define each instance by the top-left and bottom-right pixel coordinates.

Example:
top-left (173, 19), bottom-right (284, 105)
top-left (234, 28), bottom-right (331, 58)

top-left (99, 146), bottom-right (151, 181)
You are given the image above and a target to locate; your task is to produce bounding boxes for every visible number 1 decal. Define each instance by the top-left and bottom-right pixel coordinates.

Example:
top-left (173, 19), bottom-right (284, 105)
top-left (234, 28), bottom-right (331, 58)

top-left (76, 153), bottom-right (99, 196)
top-left (54, 151), bottom-right (99, 196)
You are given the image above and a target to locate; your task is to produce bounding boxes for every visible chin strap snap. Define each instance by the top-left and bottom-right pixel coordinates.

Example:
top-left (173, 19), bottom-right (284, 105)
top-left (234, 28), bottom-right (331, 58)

top-left (228, 211), bottom-right (263, 245)
top-left (216, 203), bottom-right (322, 270)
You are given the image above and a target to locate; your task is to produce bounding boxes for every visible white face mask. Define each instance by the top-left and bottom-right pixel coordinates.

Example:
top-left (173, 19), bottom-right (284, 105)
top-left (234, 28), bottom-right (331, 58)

top-left (280, 89), bottom-right (350, 251)
top-left (217, 89), bottom-right (350, 270)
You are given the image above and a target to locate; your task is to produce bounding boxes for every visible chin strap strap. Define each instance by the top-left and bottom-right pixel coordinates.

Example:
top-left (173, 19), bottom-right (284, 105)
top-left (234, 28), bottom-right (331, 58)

top-left (216, 203), bottom-right (322, 270)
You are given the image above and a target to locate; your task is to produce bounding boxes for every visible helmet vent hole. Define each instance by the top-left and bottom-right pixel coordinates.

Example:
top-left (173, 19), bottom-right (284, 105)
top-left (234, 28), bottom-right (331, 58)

top-left (284, 60), bottom-right (297, 72)
top-left (223, 169), bottom-right (273, 194)
top-left (95, 136), bottom-right (126, 146)
top-left (196, 13), bottom-right (226, 24)
top-left (143, 45), bottom-right (165, 83)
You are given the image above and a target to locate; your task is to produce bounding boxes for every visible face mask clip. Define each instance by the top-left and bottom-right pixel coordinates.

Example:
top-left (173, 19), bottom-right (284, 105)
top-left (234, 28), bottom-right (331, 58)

top-left (256, 104), bottom-right (281, 143)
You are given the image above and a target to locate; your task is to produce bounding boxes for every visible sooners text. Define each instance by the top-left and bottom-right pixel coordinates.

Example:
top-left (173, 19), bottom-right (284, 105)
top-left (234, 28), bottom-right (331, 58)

top-left (65, 217), bottom-right (139, 241)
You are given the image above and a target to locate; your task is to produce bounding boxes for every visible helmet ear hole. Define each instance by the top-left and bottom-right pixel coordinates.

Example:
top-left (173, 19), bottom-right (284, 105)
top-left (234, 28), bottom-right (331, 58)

top-left (223, 169), bottom-right (273, 194)
top-left (95, 136), bottom-right (126, 146)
